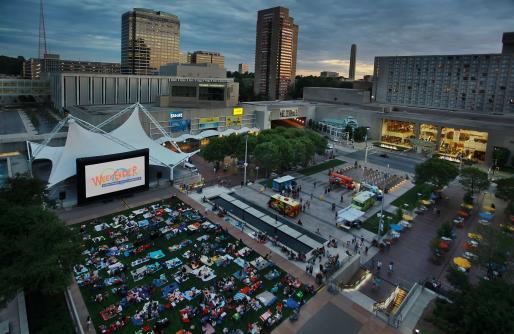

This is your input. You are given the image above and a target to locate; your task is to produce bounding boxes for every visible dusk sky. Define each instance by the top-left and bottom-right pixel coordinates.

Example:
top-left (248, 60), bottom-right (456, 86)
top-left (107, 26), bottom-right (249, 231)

top-left (1, 0), bottom-right (513, 78)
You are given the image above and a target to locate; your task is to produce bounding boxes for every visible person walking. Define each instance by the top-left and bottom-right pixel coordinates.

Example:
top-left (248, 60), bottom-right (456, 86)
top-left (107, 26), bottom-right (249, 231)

top-left (340, 194), bottom-right (344, 203)
top-left (376, 260), bottom-right (382, 272)
top-left (388, 261), bottom-right (394, 273)
top-left (365, 246), bottom-right (369, 255)
top-left (86, 316), bottom-right (91, 331)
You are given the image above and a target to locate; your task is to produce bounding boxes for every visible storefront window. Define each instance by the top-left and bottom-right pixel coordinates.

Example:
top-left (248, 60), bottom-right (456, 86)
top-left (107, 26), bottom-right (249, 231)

top-left (438, 127), bottom-right (488, 162)
top-left (419, 124), bottom-right (438, 143)
top-left (380, 120), bottom-right (416, 148)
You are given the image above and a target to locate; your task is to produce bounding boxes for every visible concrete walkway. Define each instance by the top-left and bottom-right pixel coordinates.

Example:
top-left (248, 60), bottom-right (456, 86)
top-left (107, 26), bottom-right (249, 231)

top-left (273, 288), bottom-right (399, 334)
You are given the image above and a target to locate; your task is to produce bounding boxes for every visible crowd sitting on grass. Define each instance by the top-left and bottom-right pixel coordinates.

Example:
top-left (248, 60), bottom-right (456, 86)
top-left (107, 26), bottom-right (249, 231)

top-left (73, 196), bottom-right (315, 334)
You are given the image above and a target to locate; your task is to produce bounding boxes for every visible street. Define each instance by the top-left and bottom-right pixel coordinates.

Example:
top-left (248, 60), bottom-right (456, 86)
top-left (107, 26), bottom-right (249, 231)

top-left (341, 149), bottom-right (426, 174)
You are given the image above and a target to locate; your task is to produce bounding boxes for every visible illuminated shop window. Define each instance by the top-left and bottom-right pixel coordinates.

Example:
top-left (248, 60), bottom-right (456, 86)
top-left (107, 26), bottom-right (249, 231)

top-left (380, 120), bottom-right (416, 148)
top-left (438, 127), bottom-right (488, 162)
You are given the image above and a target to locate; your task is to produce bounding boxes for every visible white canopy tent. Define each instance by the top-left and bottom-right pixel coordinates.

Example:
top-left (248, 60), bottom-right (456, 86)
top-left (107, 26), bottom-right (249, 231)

top-left (28, 104), bottom-right (191, 187)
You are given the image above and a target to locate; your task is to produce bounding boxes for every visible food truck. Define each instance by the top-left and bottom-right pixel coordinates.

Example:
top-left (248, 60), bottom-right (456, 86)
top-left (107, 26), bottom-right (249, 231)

top-left (272, 175), bottom-right (296, 192)
top-left (351, 191), bottom-right (376, 212)
top-left (268, 194), bottom-right (301, 217)
top-left (328, 172), bottom-right (355, 189)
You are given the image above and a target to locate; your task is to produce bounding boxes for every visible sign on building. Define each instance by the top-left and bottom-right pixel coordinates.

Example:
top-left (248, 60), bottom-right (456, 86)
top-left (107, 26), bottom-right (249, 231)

top-left (279, 107), bottom-right (299, 118)
top-left (233, 107), bottom-right (244, 116)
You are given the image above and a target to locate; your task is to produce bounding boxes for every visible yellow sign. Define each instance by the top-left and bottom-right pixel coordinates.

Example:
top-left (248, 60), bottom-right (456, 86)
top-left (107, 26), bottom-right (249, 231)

top-left (199, 117), bottom-right (220, 124)
top-left (226, 116), bottom-right (242, 127)
top-left (233, 107), bottom-right (244, 116)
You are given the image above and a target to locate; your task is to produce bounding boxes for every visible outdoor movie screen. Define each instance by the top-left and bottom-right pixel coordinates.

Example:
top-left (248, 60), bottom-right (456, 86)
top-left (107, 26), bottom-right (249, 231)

top-left (76, 149), bottom-right (149, 204)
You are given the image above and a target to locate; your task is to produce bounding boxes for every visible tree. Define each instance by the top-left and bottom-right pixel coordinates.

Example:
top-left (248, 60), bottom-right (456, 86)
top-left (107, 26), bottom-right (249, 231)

top-left (0, 175), bottom-right (80, 308)
top-left (459, 167), bottom-right (490, 194)
top-left (493, 147), bottom-right (510, 168)
top-left (475, 224), bottom-right (514, 278)
top-left (430, 272), bottom-right (514, 334)
top-left (352, 126), bottom-right (369, 142)
top-left (495, 177), bottom-right (514, 201)
top-left (254, 141), bottom-right (281, 175)
top-left (202, 137), bottom-right (227, 165)
top-left (415, 158), bottom-right (459, 190)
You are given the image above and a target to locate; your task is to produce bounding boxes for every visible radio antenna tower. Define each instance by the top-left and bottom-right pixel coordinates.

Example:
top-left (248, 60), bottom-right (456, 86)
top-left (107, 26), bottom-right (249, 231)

top-left (38, 0), bottom-right (48, 59)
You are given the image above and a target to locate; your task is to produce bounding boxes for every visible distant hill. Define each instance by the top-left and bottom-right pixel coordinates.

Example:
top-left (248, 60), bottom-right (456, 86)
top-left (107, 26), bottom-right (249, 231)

top-left (0, 55), bottom-right (25, 76)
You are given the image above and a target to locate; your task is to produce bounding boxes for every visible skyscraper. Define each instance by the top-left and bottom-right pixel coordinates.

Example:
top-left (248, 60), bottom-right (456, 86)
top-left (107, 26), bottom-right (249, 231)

top-left (238, 63), bottom-right (249, 74)
top-left (254, 7), bottom-right (298, 100)
top-left (349, 44), bottom-right (357, 80)
top-left (502, 32), bottom-right (514, 55)
top-left (121, 8), bottom-right (180, 75)
top-left (190, 51), bottom-right (225, 68)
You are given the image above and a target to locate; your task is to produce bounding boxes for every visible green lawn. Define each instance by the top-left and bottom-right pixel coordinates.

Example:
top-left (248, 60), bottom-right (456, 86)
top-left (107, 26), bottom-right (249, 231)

top-left (298, 159), bottom-right (346, 176)
top-left (362, 211), bottom-right (400, 236)
top-left (71, 197), bottom-right (313, 334)
top-left (391, 183), bottom-right (435, 211)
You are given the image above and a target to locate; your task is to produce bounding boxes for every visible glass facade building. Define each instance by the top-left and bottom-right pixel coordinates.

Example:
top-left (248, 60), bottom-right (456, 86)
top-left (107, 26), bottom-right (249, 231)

top-left (254, 7), bottom-right (299, 100)
top-left (121, 8), bottom-right (180, 75)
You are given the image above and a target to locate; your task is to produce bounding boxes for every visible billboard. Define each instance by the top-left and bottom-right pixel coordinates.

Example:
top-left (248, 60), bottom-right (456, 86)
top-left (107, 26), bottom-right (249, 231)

top-left (226, 116), bottom-right (242, 127)
top-left (76, 149), bottom-right (149, 204)
top-left (169, 119), bottom-right (190, 132)
top-left (198, 117), bottom-right (220, 130)
top-left (233, 107), bottom-right (244, 116)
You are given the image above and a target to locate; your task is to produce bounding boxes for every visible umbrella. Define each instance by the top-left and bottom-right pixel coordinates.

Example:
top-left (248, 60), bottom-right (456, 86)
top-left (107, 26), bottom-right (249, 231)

top-left (467, 233), bottom-right (482, 241)
top-left (479, 212), bottom-right (493, 220)
top-left (460, 203), bottom-right (473, 210)
top-left (453, 257), bottom-right (471, 269)
top-left (421, 199), bottom-right (431, 205)
top-left (389, 224), bottom-right (403, 232)
top-left (457, 210), bottom-right (469, 217)
top-left (438, 241), bottom-right (449, 250)
top-left (402, 214), bottom-right (413, 221)
top-left (286, 298), bottom-right (299, 309)
top-left (483, 205), bottom-right (496, 212)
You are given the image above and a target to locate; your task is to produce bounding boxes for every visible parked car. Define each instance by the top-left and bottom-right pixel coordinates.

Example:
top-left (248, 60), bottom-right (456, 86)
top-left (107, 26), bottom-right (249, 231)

top-left (379, 153), bottom-right (389, 158)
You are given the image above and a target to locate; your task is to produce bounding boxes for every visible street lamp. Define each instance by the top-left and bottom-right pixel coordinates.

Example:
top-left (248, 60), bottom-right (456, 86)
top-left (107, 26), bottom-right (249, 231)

top-left (364, 127), bottom-right (371, 164)
top-left (243, 134), bottom-right (248, 186)
top-left (255, 166), bottom-right (260, 180)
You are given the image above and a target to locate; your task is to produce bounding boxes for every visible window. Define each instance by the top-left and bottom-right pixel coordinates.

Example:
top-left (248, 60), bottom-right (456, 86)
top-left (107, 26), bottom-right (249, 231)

top-left (171, 86), bottom-right (196, 97)
top-left (199, 87), bottom-right (224, 101)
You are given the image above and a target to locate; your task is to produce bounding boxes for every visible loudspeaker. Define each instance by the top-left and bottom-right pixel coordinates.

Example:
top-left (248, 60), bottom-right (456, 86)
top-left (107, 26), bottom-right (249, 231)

top-left (156, 171), bottom-right (162, 179)
top-left (59, 191), bottom-right (66, 200)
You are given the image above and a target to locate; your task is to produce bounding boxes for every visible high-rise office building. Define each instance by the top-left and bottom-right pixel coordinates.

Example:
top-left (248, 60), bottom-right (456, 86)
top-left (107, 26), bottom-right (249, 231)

top-left (320, 71), bottom-right (339, 78)
top-left (373, 53), bottom-right (514, 114)
top-left (254, 7), bottom-right (299, 100)
top-left (23, 53), bottom-right (120, 80)
top-left (238, 63), bottom-right (249, 74)
top-left (121, 8), bottom-right (180, 75)
top-left (189, 51), bottom-right (224, 68)
top-left (349, 44), bottom-right (357, 80)
top-left (502, 32), bottom-right (514, 55)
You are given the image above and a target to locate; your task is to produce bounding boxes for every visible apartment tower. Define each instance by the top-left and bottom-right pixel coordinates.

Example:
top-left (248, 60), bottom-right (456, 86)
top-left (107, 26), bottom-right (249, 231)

top-left (349, 44), bottom-right (357, 80)
top-left (254, 7), bottom-right (299, 100)
top-left (121, 8), bottom-right (180, 75)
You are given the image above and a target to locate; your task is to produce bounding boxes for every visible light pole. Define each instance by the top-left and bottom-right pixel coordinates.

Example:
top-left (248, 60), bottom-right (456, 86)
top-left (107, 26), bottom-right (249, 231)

top-left (255, 166), bottom-right (260, 180)
top-left (364, 127), bottom-right (370, 164)
top-left (378, 192), bottom-right (385, 237)
top-left (243, 134), bottom-right (248, 186)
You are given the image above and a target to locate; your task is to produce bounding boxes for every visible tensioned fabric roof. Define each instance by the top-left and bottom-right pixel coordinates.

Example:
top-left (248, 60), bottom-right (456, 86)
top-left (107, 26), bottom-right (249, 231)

top-left (29, 105), bottom-right (189, 187)
top-left (156, 126), bottom-right (259, 144)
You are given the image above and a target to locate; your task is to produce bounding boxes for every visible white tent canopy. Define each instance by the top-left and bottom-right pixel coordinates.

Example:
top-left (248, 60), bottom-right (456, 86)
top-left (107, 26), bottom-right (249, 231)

top-left (157, 126), bottom-right (259, 144)
top-left (29, 105), bottom-right (190, 187)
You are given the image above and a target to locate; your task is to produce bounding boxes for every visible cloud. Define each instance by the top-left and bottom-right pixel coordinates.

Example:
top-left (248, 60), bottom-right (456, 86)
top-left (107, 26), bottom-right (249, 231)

top-left (1, 0), bottom-right (513, 75)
